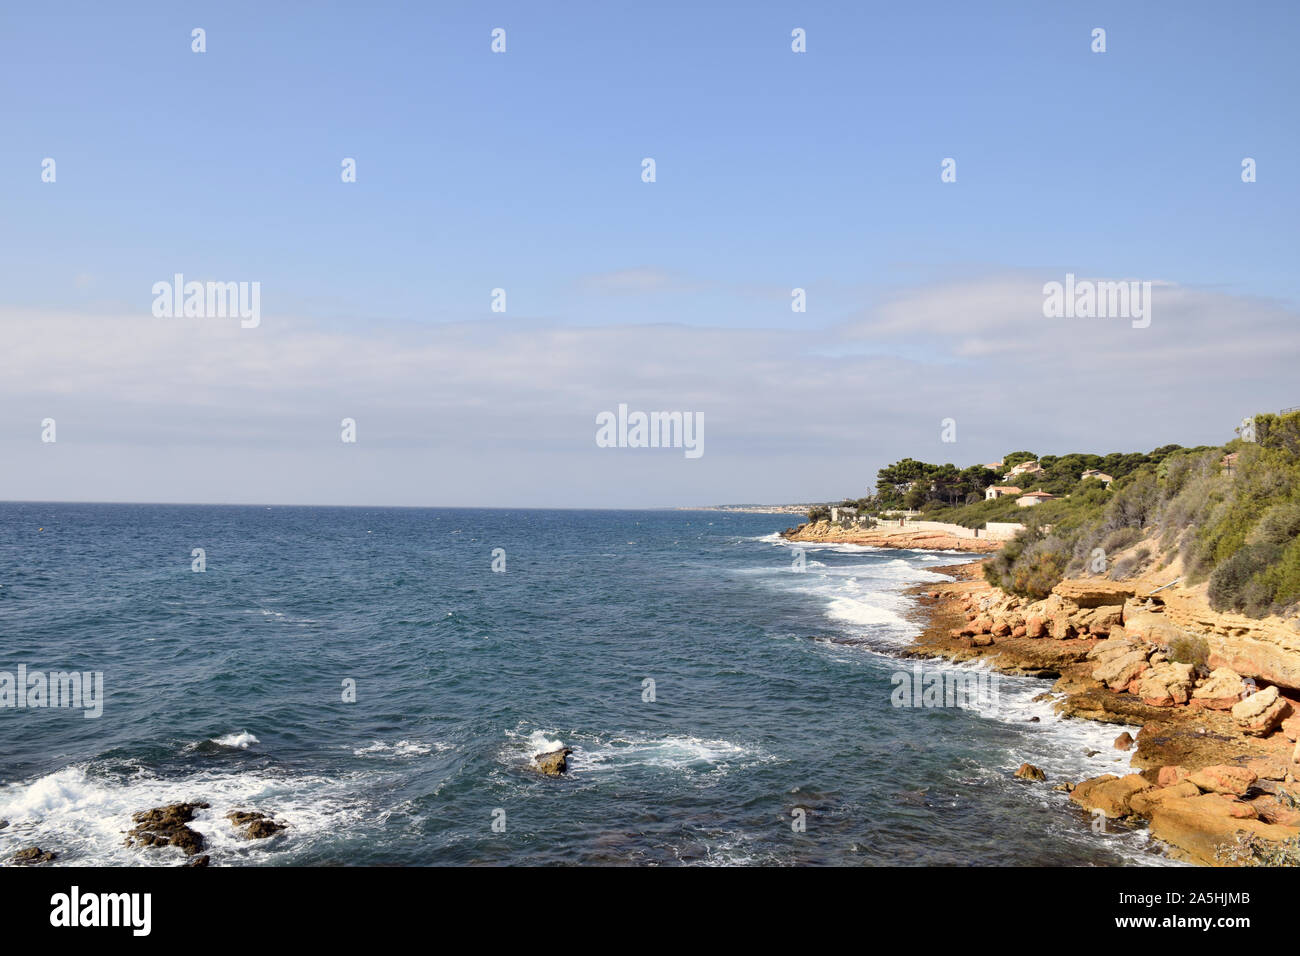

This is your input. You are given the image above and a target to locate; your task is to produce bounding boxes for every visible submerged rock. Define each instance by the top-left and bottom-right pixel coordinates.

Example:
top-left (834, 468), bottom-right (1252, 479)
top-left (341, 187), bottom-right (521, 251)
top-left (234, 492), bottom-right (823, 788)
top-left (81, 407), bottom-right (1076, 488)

top-left (12, 846), bottom-right (57, 865)
top-left (532, 747), bottom-right (573, 776)
top-left (125, 801), bottom-right (210, 856)
top-left (227, 811), bottom-right (287, 839)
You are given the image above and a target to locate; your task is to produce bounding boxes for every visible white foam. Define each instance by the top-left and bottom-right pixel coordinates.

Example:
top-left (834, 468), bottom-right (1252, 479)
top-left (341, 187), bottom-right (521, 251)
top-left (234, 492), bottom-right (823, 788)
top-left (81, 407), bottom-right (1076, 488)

top-left (568, 734), bottom-right (772, 776)
top-left (353, 739), bottom-right (438, 758)
top-left (211, 732), bottom-right (259, 750)
top-left (0, 764), bottom-right (377, 866)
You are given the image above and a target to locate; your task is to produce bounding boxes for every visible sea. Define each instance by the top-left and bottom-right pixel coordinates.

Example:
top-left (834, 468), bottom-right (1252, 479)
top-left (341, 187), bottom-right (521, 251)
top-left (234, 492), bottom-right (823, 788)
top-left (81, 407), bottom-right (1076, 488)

top-left (0, 503), bottom-right (1178, 866)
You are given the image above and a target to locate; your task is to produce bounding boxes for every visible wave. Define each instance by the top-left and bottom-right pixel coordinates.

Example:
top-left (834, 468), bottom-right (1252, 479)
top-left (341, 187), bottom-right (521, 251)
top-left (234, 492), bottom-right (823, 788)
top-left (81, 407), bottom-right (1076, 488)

top-left (570, 734), bottom-right (773, 776)
top-left (210, 732), bottom-right (259, 750)
top-left (0, 764), bottom-right (375, 866)
top-left (353, 740), bottom-right (440, 758)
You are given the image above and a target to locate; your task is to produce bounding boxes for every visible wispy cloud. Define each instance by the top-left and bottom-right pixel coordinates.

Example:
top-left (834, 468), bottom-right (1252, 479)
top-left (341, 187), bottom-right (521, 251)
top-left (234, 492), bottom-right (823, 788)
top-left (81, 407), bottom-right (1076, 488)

top-left (2, 274), bottom-right (1295, 506)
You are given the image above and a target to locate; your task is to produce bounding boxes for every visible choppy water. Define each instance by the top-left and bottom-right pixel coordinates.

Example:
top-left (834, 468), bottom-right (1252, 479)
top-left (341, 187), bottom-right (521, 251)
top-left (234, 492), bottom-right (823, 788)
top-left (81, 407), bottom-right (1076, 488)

top-left (0, 504), bottom-right (1175, 865)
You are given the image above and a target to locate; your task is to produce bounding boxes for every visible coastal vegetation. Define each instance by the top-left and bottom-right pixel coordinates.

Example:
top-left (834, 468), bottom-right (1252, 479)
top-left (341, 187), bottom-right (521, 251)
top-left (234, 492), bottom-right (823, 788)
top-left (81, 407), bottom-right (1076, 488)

top-left (814, 410), bottom-right (1300, 618)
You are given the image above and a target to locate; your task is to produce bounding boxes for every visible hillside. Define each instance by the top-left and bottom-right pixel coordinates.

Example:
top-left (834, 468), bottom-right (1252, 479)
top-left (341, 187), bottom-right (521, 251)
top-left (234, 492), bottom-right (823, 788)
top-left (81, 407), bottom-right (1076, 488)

top-left (809, 410), bottom-right (1300, 624)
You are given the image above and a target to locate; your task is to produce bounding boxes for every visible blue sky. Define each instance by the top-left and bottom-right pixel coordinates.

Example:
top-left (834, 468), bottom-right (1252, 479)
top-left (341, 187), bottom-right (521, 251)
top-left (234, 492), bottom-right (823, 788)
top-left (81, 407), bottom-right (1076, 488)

top-left (2, 1), bottom-right (1298, 506)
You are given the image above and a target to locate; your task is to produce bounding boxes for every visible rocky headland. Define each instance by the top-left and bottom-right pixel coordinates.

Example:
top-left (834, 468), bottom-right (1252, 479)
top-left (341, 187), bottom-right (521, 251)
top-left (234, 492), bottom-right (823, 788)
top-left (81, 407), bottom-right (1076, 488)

top-left (782, 520), bottom-right (1002, 553)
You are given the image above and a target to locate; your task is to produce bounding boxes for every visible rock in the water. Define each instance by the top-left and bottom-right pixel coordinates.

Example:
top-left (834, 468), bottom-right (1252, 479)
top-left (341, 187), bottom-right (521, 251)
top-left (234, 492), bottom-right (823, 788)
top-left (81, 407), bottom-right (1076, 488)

top-left (1014, 762), bottom-right (1046, 782)
top-left (1114, 731), bottom-right (1134, 750)
top-left (12, 846), bottom-right (57, 865)
top-left (126, 801), bottom-right (210, 856)
top-left (0, 819), bottom-right (7, 830)
top-left (532, 747), bottom-right (573, 776)
top-left (188, 854), bottom-right (210, 867)
top-left (227, 811), bottom-right (287, 839)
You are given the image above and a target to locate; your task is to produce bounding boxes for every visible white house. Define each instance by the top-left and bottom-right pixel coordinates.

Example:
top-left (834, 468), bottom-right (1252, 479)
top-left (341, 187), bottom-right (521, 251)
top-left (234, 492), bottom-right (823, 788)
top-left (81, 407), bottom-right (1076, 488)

top-left (1015, 490), bottom-right (1058, 507)
top-left (1080, 469), bottom-right (1113, 485)
top-left (1004, 460), bottom-right (1044, 481)
top-left (985, 485), bottom-right (1022, 501)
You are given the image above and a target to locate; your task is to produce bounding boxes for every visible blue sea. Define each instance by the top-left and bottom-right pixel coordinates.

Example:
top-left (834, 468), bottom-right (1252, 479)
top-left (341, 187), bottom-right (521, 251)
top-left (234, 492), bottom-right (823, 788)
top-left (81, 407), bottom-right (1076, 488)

top-left (0, 504), bottom-right (1172, 866)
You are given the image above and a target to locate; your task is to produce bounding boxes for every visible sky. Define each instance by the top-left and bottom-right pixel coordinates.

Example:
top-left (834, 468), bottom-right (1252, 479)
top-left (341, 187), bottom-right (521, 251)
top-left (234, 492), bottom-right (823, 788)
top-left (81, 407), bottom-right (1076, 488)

top-left (2, 1), bottom-right (1298, 507)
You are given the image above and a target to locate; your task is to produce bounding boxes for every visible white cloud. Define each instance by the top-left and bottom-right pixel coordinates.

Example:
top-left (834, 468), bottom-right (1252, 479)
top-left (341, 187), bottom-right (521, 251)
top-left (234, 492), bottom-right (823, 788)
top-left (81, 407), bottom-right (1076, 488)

top-left (1, 274), bottom-right (1295, 507)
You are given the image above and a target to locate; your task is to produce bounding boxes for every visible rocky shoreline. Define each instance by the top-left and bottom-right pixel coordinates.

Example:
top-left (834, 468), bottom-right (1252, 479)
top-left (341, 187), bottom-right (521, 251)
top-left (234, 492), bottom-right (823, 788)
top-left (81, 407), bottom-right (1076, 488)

top-left (906, 561), bottom-right (1300, 866)
top-left (782, 521), bottom-right (1001, 553)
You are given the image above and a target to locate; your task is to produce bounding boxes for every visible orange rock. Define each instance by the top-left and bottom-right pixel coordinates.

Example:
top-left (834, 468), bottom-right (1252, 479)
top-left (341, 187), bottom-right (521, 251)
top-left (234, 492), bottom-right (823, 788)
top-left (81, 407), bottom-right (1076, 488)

top-left (1187, 765), bottom-right (1257, 796)
top-left (1131, 781), bottom-right (1201, 815)
top-left (1025, 616), bottom-right (1046, 639)
top-left (1157, 765), bottom-right (1190, 787)
top-left (1232, 686), bottom-right (1291, 736)
top-left (1070, 773), bottom-right (1153, 818)
top-left (1149, 797), bottom-right (1297, 866)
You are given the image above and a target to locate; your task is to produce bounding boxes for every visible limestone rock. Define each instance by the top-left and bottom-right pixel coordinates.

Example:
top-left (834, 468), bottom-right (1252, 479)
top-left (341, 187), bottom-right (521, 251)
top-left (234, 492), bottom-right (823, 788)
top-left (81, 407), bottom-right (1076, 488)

top-left (1052, 580), bottom-right (1139, 608)
top-left (1130, 781), bottom-right (1201, 815)
top-left (1136, 661), bottom-right (1195, 707)
top-left (1192, 668), bottom-right (1246, 710)
top-left (1014, 762), bottom-right (1046, 782)
top-left (1186, 765), bottom-right (1258, 796)
top-left (1232, 686), bottom-right (1290, 736)
top-left (1114, 731), bottom-right (1134, 750)
top-left (1093, 649), bottom-right (1151, 691)
top-left (1070, 773), bottom-right (1153, 818)
top-left (1157, 765), bottom-right (1190, 787)
top-left (1148, 796), bottom-right (1298, 866)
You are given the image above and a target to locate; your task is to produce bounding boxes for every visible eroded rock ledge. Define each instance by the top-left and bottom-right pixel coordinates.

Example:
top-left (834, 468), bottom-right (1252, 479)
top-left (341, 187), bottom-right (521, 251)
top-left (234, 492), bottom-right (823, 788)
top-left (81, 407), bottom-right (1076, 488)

top-left (909, 562), bottom-right (1300, 866)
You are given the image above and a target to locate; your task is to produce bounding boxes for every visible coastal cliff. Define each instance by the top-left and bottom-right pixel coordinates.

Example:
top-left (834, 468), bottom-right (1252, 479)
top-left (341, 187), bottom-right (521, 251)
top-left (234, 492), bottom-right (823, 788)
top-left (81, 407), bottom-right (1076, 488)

top-left (907, 561), bottom-right (1300, 866)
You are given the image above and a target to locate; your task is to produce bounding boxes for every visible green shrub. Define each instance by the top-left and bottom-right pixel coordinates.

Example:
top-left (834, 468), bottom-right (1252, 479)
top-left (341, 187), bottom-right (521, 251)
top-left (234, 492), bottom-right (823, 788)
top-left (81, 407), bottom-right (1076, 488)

top-left (1101, 527), bottom-right (1141, 553)
top-left (1208, 542), bottom-right (1282, 614)
top-left (1166, 633), bottom-right (1210, 670)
